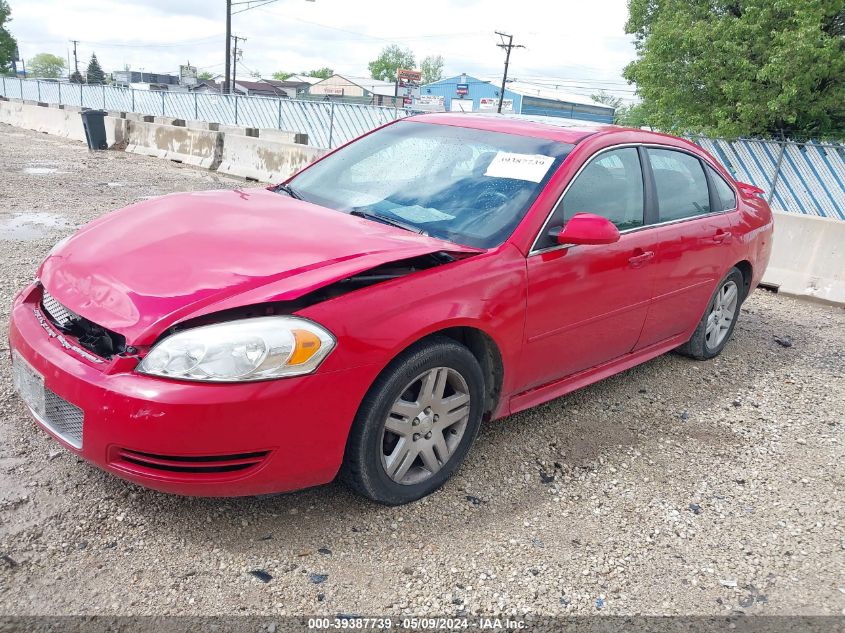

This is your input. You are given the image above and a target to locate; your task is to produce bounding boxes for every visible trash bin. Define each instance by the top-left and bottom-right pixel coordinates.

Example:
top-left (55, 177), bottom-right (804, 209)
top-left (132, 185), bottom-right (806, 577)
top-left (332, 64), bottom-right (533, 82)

top-left (80, 109), bottom-right (108, 150)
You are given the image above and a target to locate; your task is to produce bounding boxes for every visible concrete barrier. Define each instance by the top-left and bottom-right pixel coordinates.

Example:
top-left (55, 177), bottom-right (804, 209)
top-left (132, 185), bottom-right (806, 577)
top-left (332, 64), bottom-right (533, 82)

top-left (187, 120), bottom-right (219, 131)
top-left (104, 116), bottom-right (128, 147)
top-left (0, 100), bottom-right (85, 142)
top-left (217, 134), bottom-right (327, 183)
top-left (153, 116), bottom-right (185, 127)
top-left (219, 124), bottom-right (258, 137)
top-left (259, 128), bottom-right (308, 145)
top-left (125, 120), bottom-right (224, 169)
top-left (761, 212), bottom-right (845, 305)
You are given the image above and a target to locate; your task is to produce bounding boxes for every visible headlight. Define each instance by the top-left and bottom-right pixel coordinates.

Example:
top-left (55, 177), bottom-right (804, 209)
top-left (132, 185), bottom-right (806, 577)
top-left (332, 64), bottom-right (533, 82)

top-left (136, 316), bottom-right (335, 382)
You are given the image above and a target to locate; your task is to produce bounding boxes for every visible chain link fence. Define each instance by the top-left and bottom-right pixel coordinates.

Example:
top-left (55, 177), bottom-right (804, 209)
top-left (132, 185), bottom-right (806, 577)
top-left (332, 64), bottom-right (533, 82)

top-left (692, 137), bottom-right (845, 220)
top-left (0, 77), bottom-right (417, 149)
top-left (3, 78), bottom-right (844, 219)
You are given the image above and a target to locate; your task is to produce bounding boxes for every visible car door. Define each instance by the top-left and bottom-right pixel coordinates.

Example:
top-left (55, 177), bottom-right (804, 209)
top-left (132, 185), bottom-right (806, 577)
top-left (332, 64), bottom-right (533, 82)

top-left (518, 146), bottom-right (660, 391)
top-left (634, 147), bottom-right (737, 349)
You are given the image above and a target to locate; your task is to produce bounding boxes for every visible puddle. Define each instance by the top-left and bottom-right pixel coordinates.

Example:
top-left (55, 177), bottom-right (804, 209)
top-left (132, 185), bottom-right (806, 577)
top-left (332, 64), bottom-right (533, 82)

top-left (22, 167), bottom-right (57, 175)
top-left (0, 212), bottom-right (71, 241)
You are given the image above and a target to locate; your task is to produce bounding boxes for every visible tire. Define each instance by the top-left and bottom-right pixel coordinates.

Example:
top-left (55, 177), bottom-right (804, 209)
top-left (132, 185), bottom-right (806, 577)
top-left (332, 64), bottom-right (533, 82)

top-left (677, 267), bottom-right (745, 360)
top-left (340, 336), bottom-right (485, 505)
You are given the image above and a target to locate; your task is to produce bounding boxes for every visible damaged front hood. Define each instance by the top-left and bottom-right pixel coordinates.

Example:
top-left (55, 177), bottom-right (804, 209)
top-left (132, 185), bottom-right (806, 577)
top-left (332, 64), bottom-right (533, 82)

top-left (39, 188), bottom-right (479, 345)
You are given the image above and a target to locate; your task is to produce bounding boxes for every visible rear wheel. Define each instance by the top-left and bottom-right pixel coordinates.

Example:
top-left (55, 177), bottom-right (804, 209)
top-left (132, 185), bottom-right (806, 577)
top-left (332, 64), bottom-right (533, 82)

top-left (340, 336), bottom-right (484, 505)
top-left (678, 267), bottom-right (744, 360)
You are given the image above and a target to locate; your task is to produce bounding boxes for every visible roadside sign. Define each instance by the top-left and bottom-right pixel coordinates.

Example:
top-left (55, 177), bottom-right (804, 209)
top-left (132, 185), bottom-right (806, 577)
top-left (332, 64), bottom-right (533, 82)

top-left (479, 97), bottom-right (514, 112)
top-left (456, 83), bottom-right (469, 96)
top-left (397, 68), bottom-right (422, 84)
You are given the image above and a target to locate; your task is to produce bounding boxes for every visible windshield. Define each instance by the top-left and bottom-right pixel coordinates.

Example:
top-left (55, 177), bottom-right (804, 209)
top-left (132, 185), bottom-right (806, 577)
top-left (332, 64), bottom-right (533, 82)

top-left (287, 120), bottom-right (574, 249)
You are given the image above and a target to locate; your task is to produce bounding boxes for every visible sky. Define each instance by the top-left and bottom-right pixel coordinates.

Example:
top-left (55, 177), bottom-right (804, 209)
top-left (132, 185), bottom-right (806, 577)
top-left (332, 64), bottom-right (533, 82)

top-left (8, 0), bottom-right (639, 101)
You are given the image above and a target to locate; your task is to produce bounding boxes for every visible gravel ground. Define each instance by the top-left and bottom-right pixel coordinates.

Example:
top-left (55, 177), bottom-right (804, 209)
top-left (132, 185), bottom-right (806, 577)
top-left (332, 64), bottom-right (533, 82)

top-left (0, 124), bottom-right (843, 618)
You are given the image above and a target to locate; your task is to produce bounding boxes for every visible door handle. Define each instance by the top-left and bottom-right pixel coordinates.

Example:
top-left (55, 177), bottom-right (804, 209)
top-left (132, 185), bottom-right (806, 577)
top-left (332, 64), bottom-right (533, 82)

top-left (628, 250), bottom-right (655, 267)
top-left (712, 230), bottom-right (733, 244)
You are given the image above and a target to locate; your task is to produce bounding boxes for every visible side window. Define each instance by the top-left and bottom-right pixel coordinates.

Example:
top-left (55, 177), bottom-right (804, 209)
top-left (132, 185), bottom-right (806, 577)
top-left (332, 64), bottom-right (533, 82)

top-left (707, 165), bottom-right (737, 211)
top-left (648, 148), bottom-right (711, 221)
top-left (538, 148), bottom-right (644, 251)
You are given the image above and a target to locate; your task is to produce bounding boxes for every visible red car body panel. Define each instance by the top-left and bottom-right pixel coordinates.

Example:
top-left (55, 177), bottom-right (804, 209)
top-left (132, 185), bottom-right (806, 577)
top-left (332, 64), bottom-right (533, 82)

top-left (8, 115), bottom-right (773, 496)
top-left (39, 189), bottom-right (480, 346)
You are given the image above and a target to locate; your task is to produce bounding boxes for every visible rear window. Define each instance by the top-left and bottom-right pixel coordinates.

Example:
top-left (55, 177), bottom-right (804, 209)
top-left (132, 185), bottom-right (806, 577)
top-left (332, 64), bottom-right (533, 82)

top-left (708, 165), bottom-right (737, 211)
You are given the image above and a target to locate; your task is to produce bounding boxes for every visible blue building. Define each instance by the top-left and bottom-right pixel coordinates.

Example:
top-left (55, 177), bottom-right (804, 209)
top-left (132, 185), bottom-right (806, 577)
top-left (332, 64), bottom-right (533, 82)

top-left (416, 74), bottom-right (615, 124)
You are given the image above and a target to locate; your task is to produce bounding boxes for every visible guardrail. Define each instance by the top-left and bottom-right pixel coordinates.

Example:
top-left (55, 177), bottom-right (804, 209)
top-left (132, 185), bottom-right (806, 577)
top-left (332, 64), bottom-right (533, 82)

top-left (0, 77), bottom-right (417, 149)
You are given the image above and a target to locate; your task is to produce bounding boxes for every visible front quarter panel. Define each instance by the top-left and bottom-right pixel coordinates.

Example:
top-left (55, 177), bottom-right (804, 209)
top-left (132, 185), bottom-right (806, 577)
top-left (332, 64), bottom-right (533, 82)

top-left (297, 244), bottom-right (528, 419)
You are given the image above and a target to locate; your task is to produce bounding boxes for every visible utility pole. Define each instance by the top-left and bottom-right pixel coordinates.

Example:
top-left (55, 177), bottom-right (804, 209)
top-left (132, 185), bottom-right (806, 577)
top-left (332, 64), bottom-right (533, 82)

top-left (231, 35), bottom-right (246, 92)
top-left (224, 0), bottom-right (232, 93)
top-left (225, 0), bottom-right (315, 94)
top-left (70, 40), bottom-right (80, 74)
top-left (495, 31), bottom-right (524, 114)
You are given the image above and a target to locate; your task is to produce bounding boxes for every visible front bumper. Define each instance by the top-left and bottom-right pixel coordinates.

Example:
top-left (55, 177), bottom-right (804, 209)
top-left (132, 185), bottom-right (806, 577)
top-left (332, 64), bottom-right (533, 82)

top-left (7, 284), bottom-right (377, 496)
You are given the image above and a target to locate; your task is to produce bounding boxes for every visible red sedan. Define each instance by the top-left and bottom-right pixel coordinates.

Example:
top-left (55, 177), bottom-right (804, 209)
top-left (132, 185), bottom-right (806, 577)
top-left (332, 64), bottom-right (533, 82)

top-left (8, 114), bottom-right (773, 504)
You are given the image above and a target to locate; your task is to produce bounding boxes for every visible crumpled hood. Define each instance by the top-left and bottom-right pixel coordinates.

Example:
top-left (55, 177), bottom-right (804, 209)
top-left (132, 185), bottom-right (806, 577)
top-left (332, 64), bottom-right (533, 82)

top-left (39, 188), bottom-right (478, 345)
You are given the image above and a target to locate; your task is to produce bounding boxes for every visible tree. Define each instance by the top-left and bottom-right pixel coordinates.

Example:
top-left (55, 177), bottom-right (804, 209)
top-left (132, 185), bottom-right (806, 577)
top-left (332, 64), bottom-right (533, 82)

top-left (85, 52), bottom-right (105, 84)
top-left (624, 0), bottom-right (845, 139)
top-left (615, 102), bottom-right (654, 129)
top-left (420, 55), bottom-right (444, 84)
top-left (198, 70), bottom-right (214, 80)
top-left (28, 52), bottom-right (65, 78)
top-left (302, 67), bottom-right (333, 79)
top-left (368, 45), bottom-right (415, 82)
top-left (69, 70), bottom-right (83, 83)
top-left (272, 70), bottom-right (293, 80)
top-left (0, 0), bottom-right (19, 76)
top-left (592, 90), bottom-right (631, 125)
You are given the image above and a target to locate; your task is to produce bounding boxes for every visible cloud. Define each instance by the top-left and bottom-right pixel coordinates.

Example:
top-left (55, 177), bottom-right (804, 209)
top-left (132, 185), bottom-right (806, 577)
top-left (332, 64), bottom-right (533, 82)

top-left (8, 0), bottom-right (636, 98)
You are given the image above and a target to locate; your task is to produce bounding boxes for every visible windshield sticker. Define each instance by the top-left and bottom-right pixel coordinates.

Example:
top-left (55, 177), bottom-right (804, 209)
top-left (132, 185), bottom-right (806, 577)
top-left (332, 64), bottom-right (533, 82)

top-left (390, 205), bottom-right (454, 224)
top-left (484, 152), bottom-right (555, 183)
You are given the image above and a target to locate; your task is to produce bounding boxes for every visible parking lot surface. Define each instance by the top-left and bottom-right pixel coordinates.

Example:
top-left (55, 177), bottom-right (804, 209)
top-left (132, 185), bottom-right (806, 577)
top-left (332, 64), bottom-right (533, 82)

top-left (1, 124), bottom-right (843, 616)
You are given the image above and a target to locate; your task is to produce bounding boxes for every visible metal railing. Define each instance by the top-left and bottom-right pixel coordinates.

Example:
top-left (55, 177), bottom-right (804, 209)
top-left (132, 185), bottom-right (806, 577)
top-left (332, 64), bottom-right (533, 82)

top-left (0, 77), bottom-right (417, 149)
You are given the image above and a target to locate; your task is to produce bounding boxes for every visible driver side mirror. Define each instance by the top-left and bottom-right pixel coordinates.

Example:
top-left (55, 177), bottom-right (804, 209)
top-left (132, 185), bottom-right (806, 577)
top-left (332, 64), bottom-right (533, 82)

top-left (554, 213), bottom-right (620, 246)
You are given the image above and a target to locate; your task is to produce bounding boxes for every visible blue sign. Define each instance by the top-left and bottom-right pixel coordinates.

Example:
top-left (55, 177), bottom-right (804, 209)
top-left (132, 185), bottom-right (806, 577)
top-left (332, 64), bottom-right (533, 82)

top-left (456, 83), bottom-right (469, 96)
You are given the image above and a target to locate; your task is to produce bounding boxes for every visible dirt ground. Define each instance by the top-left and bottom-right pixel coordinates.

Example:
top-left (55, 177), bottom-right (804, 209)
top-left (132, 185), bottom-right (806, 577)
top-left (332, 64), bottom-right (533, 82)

top-left (0, 124), bottom-right (843, 617)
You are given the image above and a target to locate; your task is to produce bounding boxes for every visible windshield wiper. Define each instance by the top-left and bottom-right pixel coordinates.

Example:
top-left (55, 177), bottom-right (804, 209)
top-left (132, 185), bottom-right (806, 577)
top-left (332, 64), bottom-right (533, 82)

top-left (275, 183), bottom-right (303, 200)
top-left (349, 209), bottom-right (427, 235)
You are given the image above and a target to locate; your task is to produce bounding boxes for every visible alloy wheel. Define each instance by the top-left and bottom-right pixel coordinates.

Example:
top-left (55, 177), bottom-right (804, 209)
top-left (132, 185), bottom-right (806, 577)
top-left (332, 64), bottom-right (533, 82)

top-left (380, 367), bottom-right (471, 485)
top-left (705, 280), bottom-right (739, 349)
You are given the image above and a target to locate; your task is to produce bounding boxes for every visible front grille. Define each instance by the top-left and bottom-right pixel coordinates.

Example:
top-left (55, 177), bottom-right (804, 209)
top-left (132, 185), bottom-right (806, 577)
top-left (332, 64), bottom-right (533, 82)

top-left (42, 388), bottom-right (84, 449)
top-left (40, 287), bottom-right (126, 359)
top-left (41, 289), bottom-right (81, 328)
top-left (113, 449), bottom-right (270, 475)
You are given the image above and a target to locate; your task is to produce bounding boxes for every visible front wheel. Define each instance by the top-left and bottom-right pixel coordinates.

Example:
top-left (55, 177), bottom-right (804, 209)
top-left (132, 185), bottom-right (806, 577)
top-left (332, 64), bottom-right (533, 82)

top-left (340, 336), bottom-right (485, 505)
top-left (677, 267), bottom-right (744, 360)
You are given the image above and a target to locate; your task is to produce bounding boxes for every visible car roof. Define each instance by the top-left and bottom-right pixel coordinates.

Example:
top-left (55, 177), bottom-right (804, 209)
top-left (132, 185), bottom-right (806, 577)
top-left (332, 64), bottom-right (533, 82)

top-left (404, 112), bottom-right (617, 144)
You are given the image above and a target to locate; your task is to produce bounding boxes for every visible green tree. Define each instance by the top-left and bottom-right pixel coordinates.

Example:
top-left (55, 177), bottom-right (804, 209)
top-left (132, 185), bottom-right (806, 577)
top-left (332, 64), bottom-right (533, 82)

top-left (420, 55), bottom-right (444, 84)
top-left (623, 0), bottom-right (845, 139)
top-left (272, 70), bottom-right (293, 80)
top-left (69, 70), bottom-right (83, 83)
top-left (198, 70), bottom-right (214, 80)
top-left (592, 90), bottom-right (634, 125)
top-left (302, 67), bottom-right (333, 79)
top-left (0, 0), bottom-right (19, 76)
top-left (85, 52), bottom-right (105, 84)
top-left (28, 52), bottom-right (65, 78)
top-left (368, 45), bottom-right (415, 82)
